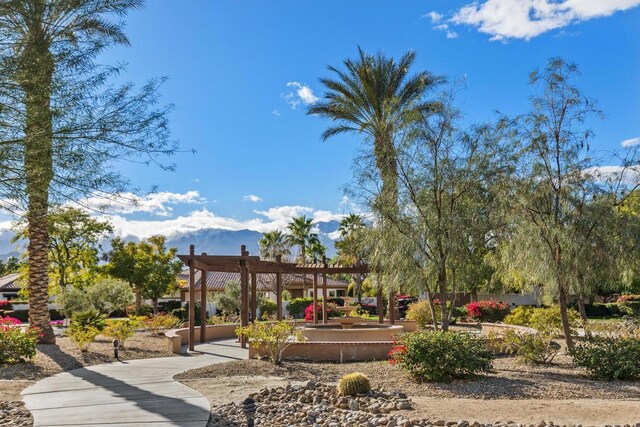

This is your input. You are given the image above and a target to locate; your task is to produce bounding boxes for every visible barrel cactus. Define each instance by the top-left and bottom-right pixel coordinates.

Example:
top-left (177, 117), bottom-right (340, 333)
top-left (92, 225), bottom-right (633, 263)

top-left (337, 372), bottom-right (371, 396)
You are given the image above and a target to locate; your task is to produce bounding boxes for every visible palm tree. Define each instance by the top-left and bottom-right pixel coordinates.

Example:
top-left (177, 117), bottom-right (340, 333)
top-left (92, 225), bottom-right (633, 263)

top-left (306, 236), bottom-right (326, 263)
top-left (335, 214), bottom-right (368, 303)
top-left (0, 0), bottom-right (142, 343)
top-left (309, 47), bottom-right (442, 213)
top-left (285, 215), bottom-right (318, 262)
top-left (258, 230), bottom-right (291, 261)
top-left (338, 213), bottom-right (366, 238)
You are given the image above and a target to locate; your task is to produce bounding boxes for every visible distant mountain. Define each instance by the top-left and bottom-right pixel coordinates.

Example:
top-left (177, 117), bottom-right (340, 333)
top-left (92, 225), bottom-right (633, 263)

top-left (0, 221), bottom-right (343, 260)
top-left (166, 220), bottom-right (341, 258)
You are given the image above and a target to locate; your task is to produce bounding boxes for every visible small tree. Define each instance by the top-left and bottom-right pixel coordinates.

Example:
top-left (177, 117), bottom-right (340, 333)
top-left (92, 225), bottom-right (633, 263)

top-left (56, 277), bottom-right (134, 317)
top-left (236, 320), bottom-right (301, 365)
top-left (213, 281), bottom-right (241, 315)
top-left (106, 236), bottom-right (182, 313)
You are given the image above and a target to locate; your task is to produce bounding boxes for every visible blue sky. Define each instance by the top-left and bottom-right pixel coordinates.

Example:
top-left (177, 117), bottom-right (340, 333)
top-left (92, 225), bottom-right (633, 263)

top-left (2, 0), bottom-right (640, 240)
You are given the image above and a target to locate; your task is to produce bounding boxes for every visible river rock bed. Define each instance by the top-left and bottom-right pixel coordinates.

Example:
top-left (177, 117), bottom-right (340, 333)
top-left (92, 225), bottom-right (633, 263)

top-left (0, 401), bottom-right (33, 427)
top-left (209, 380), bottom-right (631, 427)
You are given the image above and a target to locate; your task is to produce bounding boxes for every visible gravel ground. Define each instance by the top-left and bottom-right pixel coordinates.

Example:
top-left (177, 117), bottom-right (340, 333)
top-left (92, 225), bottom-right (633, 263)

top-left (177, 351), bottom-right (640, 400)
top-left (0, 332), bottom-right (175, 427)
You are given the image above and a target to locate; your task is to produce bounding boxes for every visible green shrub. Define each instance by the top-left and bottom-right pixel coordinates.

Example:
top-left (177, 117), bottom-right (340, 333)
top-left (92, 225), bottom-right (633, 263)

top-left (337, 373), bottom-right (371, 396)
top-left (66, 325), bottom-right (100, 352)
top-left (57, 278), bottom-right (135, 316)
top-left (144, 314), bottom-right (181, 336)
top-left (0, 322), bottom-right (39, 363)
top-left (159, 300), bottom-right (182, 313)
top-left (213, 281), bottom-right (241, 315)
top-left (71, 309), bottom-right (106, 332)
top-left (570, 337), bottom-right (640, 380)
top-left (103, 319), bottom-right (136, 347)
top-left (389, 331), bottom-right (494, 383)
top-left (528, 306), bottom-right (580, 336)
top-left (235, 320), bottom-right (301, 364)
top-left (259, 300), bottom-right (277, 317)
top-left (406, 300), bottom-right (434, 329)
top-left (619, 301), bottom-right (640, 317)
top-left (503, 306), bottom-right (535, 326)
top-left (494, 329), bottom-right (560, 364)
top-left (584, 303), bottom-right (624, 318)
top-left (287, 297), bottom-right (314, 318)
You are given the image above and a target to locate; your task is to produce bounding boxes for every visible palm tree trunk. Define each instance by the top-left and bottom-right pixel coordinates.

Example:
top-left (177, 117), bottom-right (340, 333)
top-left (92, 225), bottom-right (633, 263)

top-left (21, 22), bottom-right (56, 344)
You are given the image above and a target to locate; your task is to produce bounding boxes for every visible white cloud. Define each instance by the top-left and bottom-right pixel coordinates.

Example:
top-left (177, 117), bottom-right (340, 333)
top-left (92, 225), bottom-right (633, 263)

top-left (283, 82), bottom-right (319, 109)
top-left (621, 137), bottom-right (640, 148)
top-left (450, 0), bottom-right (640, 41)
top-left (243, 194), bottom-right (263, 203)
top-left (104, 206), bottom-right (346, 240)
top-left (75, 191), bottom-right (206, 217)
top-left (272, 109), bottom-right (281, 117)
top-left (584, 165), bottom-right (640, 184)
top-left (432, 23), bottom-right (459, 39)
top-left (423, 11), bottom-right (442, 22)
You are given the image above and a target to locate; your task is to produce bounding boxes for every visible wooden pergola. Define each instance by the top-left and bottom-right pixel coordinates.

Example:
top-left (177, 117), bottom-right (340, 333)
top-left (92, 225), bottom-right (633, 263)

top-left (178, 244), bottom-right (396, 351)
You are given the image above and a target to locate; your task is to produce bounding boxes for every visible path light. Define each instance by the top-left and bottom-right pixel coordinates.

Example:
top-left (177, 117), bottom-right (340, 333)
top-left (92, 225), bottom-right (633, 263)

top-left (242, 397), bottom-right (256, 427)
top-left (113, 339), bottom-right (119, 360)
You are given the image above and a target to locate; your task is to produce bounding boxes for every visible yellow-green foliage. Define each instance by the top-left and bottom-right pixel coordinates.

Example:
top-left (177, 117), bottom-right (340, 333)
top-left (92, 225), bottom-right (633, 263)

top-left (337, 372), bottom-right (371, 396)
top-left (103, 319), bottom-right (136, 347)
top-left (503, 306), bottom-right (535, 326)
top-left (235, 320), bottom-right (301, 365)
top-left (406, 300), bottom-right (435, 329)
top-left (66, 325), bottom-right (100, 352)
top-left (145, 314), bottom-right (181, 336)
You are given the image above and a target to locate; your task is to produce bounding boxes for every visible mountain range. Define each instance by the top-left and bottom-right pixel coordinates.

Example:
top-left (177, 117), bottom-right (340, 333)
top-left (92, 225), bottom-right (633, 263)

top-left (0, 220), bottom-right (342, 261)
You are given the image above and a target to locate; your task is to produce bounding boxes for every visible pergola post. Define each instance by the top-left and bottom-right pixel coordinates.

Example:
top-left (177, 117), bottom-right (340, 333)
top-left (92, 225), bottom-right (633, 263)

top-left (322, 273), bottom-right (328, 324)
top-left (188, 244), bottom-right (195, 352)
top-left (377, 283), bottom-right (384, 324)
top-left (312, 273), bottom-right (318, 324)
top-left (250, 272), bottom-right (257, 322)
top-left (389, 290), bottom-right (396, 325)
top-left (200, 267), bottom-right (207, 344)
top-left (276, 255), bottom-right (282, 321)
top-left (240, 245), bottom-right (249, 348)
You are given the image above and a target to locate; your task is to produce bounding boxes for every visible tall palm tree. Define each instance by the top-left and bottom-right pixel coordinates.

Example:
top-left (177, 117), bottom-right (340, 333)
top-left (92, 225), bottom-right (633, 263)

top-left (336, 214), bottom-right (368, 302)
top-left (0, 0), bottom-right (142, 343)
top-left (306, 236), bottom-right (326, 263)
top-left (285, 215), bottom-right (318, 263)
top-left (258, 230), bottom-right (291, 261)
top-left (338, 213), bottom-right (366, 238)
top-left (309, 48), bottom-right (442, 213)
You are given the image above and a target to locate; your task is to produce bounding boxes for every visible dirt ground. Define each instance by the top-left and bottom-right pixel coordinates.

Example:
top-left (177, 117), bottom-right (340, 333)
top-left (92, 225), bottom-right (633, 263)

top-left (178, 353), bottom-right (640, 426)
top-left (182, 375), bottom-right (640, 425)
top-left (0, 332), bottom-right (175, 381)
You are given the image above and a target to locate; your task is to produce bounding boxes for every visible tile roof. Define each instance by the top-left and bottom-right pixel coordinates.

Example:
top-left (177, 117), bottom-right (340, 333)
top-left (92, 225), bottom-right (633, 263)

top-left (178, 269), bottom-right (349, 291)
top-left (0, 273), bottom-right (22, 291)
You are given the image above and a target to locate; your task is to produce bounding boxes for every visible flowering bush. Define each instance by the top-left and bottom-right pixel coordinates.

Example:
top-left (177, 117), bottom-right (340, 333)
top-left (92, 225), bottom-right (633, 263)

top-left (66, 325), bottom-right (100, 352)
top-left (0, 316), bottom-right (21, 326)
top-left (0, 300), bottom-right (12, 314)
top-left (617, 294), bottom-right (640, 303)
top-left (466, 300), bottom-right (510, 323)
top-left (50, 320), bottom-right (65, 327)
top-left (0, 320), bottom-right (39, 363)
top-left (388, 331), bottom-right (493, 382)
top-left (303, 303), bottom-right (341, 322)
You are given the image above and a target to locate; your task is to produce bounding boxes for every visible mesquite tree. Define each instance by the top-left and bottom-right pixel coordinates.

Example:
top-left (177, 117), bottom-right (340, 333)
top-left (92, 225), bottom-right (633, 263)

top-left (0, 0), bottom-right (176, 342)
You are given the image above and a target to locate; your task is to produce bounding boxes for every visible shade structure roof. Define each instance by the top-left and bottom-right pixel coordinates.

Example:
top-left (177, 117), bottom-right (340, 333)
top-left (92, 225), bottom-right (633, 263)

top-left (178, 269), bottom-right (350, 291)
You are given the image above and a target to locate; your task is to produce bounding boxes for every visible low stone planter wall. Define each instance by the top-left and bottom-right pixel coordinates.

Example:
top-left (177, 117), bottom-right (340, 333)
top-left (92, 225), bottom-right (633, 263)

top-left (303, 324), bottom-right (404, 342)
top-left (166, 324), bottom-right (240, 353)
top-left (249, 340), bottom-right (394, 362)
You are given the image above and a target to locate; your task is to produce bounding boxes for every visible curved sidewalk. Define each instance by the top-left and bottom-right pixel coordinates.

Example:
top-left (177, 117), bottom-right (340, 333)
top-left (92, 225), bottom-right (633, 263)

top-left (22, 339), bottom-right (247, 427)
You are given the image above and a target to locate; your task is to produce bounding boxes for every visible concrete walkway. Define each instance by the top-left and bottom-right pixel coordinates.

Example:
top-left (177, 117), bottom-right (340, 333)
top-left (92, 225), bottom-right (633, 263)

top-left (22, 339), bottom-right (247, 427)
